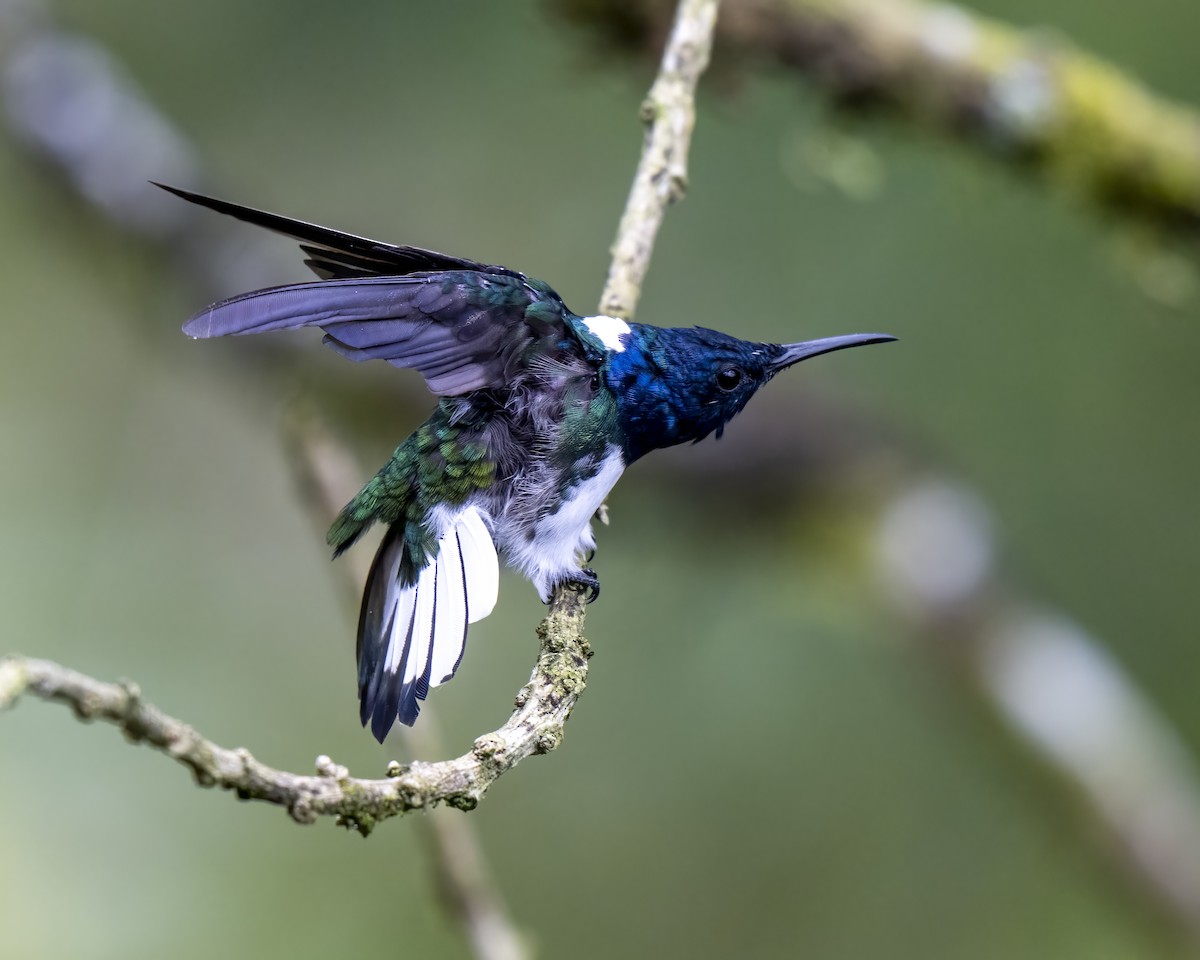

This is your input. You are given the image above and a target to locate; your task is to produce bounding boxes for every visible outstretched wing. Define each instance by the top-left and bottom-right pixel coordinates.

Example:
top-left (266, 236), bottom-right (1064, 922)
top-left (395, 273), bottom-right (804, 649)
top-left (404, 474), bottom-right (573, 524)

top-left (184, 272), bottom-right (575, 396)
top-left (358, 507), bottom-right (499, 740)
top-left (160, 185), bottom-right (582, 396)
top-left (157, 182), bottom-right (511, 280)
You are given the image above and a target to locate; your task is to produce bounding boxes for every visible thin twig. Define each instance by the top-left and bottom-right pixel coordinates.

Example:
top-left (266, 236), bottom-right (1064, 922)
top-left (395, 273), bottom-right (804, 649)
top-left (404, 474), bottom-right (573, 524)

top-left (601, 0), bottom-right (720, 319)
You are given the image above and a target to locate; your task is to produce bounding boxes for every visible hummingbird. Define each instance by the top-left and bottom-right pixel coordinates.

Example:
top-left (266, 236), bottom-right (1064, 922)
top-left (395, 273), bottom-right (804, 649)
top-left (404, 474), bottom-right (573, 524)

top-left (162, 184), bottom-right (895, 741)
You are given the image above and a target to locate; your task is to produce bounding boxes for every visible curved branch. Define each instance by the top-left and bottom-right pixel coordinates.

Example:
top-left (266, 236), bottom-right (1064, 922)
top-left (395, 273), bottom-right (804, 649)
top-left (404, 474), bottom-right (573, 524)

top-left (0, 593), bottom-right (588, 834)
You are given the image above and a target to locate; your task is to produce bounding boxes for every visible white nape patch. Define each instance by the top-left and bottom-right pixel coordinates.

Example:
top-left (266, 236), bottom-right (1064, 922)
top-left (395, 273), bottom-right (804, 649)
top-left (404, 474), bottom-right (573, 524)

top-left (506, 448), bottom-right (626, 600)
top-left (583, 315), bottom-right (631, 353)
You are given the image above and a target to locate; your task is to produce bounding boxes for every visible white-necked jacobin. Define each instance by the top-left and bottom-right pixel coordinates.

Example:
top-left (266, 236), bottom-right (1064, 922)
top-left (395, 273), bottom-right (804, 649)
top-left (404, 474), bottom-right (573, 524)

top-left (162, 184), bottom-right (895, 741)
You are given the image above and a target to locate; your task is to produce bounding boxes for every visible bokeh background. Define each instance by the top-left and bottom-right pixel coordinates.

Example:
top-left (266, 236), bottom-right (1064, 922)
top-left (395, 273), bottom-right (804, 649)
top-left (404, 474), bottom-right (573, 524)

top-left (3, 1), bottom-right (1200, 958)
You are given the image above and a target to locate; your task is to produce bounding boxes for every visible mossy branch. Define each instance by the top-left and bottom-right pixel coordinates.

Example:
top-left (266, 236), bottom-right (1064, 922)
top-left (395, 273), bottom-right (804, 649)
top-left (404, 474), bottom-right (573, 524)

top-left (0, 596), bottom-right (588, 832)
top-left (561, 0), bottom-right (1200, 249)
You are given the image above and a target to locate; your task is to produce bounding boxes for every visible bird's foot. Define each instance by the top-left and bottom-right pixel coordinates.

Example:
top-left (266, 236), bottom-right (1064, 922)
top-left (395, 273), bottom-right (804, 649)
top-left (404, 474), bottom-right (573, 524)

top-left (542, 568), bottom-right (601, 604)
top-left (572, 568), bottom-right (601, 603)
top-left (556, 566), bottom-right (600, 604)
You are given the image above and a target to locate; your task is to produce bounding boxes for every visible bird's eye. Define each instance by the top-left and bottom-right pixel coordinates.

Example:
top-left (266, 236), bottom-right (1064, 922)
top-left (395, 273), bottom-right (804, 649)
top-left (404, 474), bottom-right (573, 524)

top-left (716, 366), bottom-right (744, 391)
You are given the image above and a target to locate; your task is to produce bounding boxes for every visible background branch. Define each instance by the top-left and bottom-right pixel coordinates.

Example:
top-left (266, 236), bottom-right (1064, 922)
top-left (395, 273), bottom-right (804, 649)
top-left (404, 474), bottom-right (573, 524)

top-left (559, 0), bottom-right (1200, 257)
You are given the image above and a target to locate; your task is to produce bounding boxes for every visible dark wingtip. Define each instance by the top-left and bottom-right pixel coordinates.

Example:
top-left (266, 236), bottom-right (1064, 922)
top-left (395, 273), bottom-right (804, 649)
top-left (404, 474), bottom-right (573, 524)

top-left (151, 180), bottom-right (186, 198)
top-left (152, 181), bottom-right (225, 211)
top-left (152, 181), bottom-right (292, 231)
top-left (153, 182), bottom-right (219, 215)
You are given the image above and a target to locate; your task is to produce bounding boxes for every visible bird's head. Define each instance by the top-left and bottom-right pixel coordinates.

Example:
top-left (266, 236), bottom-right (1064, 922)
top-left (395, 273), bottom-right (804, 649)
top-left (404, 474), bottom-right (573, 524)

top-left (607, 325), bottom-right (895, 462)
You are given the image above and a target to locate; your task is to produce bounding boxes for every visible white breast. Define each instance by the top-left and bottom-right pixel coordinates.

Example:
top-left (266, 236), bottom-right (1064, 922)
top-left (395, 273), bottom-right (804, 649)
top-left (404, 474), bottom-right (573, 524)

top-left (502, 448), bottom-right (626, 600)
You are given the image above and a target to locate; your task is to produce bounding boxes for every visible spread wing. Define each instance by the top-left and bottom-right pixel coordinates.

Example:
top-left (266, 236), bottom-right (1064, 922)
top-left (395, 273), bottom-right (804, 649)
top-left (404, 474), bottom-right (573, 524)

top-left (159, 184), bottom-right (584, 396)
top-left (157, 182), bottom-right (509, 280)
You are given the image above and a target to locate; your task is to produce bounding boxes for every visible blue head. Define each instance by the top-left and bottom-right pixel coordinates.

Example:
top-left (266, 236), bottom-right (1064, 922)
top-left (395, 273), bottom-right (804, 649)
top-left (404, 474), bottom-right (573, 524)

top-left (605, 325), bottom-right (894, 462)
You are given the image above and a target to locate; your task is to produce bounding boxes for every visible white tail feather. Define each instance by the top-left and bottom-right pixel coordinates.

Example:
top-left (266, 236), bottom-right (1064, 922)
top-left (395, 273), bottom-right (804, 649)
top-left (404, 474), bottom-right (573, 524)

top-left (385, 580), bottom-right (416, 674)
top-left (428, 530), bottom-right (468, 686)
top-left (405, 562), bottom-right (437, 690)
top-left (375, 506), bottom-right (498, 717)
top-left (456, 507), bottom-right (498, 622)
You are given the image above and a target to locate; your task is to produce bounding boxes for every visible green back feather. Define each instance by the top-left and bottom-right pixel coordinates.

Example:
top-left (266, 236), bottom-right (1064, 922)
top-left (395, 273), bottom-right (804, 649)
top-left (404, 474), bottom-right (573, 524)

top-left (327, 402), bottom-right (495, 576)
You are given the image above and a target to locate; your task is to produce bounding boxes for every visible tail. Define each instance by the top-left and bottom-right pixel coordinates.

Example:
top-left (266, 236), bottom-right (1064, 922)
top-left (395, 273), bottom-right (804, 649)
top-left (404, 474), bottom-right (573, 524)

top-left (356, 506), bottom-right (499, 741)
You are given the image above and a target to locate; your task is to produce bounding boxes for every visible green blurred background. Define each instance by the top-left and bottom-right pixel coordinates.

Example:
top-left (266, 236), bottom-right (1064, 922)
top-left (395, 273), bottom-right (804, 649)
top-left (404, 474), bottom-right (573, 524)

top-left (3, 1), bottom-right (1200, 957)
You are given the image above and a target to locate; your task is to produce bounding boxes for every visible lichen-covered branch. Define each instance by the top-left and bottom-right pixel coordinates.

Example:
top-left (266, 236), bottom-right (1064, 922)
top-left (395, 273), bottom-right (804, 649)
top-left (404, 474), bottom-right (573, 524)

top-left (560, 0), bottom-right (1200, 248)
top-left (0, 597), bottom-right (589, 832)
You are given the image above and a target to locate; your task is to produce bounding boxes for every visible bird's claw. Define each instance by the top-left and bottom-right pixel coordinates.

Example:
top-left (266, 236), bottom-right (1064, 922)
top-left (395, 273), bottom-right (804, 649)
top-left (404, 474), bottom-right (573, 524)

top-left (573, 567), bottom-right (601, 603)
top-left (542, 568), bottom-right (601, 604)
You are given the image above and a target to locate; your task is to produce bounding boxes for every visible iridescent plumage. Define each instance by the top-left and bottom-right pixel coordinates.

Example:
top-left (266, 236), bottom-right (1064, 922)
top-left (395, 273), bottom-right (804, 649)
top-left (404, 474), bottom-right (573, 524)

top-left (164, 184), bottom-right (895, 739)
